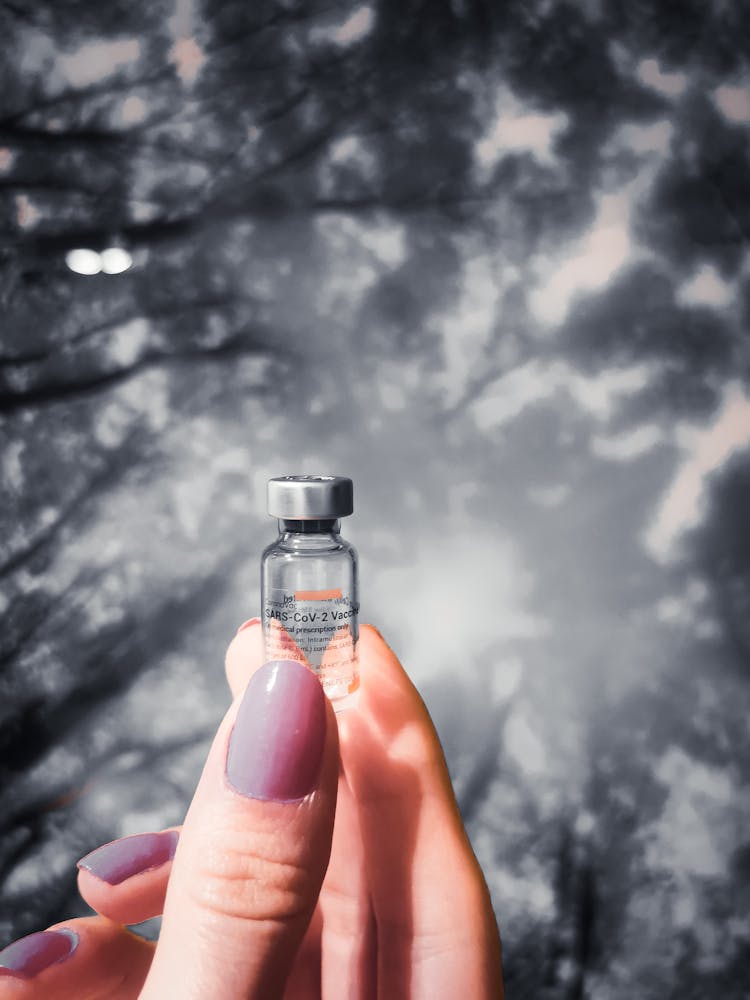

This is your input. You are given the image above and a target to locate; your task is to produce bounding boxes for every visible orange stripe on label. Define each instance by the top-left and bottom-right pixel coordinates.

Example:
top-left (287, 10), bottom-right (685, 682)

top-left (294, 588), bottom-right (343, 601)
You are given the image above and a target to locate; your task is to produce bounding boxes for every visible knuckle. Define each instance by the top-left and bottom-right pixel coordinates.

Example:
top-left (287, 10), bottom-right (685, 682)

top-left (185, 828), bottom-right (314, 927)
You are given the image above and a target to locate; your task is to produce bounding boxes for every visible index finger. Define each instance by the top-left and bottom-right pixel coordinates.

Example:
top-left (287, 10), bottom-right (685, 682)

top-left (342, 626), bottom-right (503, 1000)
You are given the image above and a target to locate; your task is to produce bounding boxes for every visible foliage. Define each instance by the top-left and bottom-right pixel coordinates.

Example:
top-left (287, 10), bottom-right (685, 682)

top-left (1, 1), bottom-right (749, 995)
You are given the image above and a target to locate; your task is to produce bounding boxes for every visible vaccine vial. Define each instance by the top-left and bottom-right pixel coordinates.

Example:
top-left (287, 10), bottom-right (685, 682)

top-left (261, 476), bottom-right (359, 710)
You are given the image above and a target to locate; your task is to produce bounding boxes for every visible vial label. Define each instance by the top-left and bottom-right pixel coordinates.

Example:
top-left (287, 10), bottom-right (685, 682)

top-left (263, 587), bottom-right (359, 699)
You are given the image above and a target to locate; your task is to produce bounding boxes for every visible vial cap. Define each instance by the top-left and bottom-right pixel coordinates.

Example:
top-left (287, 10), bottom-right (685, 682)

top-left (267, 475), bottom-right (353, 519)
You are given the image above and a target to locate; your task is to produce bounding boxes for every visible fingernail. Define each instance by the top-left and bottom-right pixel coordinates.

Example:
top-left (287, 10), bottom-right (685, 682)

top-left (226, 659), bottom-right (326, 802)
top-left (237, 617), bottom-right (261, 633)
top-left (77, 829), bottom-right (179, 885)
top-left (0, 929), bottom-right (78, 979)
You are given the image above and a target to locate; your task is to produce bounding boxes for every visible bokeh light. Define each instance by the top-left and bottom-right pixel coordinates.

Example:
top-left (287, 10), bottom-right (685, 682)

top-left (64, 248), bottom-right (102, 275)
top-left (65, 247), bottom-right (132, 275)
top-left (100, 247), bottom-right (133, 274)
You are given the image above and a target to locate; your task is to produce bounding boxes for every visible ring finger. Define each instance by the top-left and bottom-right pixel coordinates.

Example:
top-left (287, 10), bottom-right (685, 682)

top-left (0, 917), bottom-right (153, 1000)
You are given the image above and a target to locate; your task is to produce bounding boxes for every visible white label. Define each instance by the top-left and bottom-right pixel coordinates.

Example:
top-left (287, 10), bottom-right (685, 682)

top-left (263, 587), bottom-right (359, 699)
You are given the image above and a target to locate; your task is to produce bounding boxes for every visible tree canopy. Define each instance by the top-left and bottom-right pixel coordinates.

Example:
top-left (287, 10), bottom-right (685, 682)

top-left (1, 1), bottom-right (749, 996)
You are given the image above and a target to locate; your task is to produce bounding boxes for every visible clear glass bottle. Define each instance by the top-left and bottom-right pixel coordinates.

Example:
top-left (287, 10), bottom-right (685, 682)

top-left (261, 476), bottom-right (359, 710)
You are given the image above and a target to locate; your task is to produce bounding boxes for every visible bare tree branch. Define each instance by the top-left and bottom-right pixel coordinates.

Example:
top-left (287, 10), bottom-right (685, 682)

top-left (0, 68), bottom-right (175, 130)
top-left (0, 425), bottom-right (143, 579)
top-left (0, 567), bottom-right (236, 795)
top-left (0, 293), bottom-right (262, 367)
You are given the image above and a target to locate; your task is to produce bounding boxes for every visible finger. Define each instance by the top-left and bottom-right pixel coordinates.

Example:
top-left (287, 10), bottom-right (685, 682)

top-left (314, 630), bottom-right (375, 999)
top-left (225, 618), bottom-right (264, 694)
top-left (266, 616), bottom-right (310, 666)
top-left (78, 619), bottom-right (282, 929)
top-left (344, 625), bottom-right (503, 1000)
top-left (0, 916), bottom-right (153, 1000)
top-left (228, 621), bottom-right (376, 1000)
top-left (139, 658), bottom-right (339, 1000)
top-left (74, 618), bottom-right (269, 929)
top-left (318, 768), bottom-right (376, 1000)
top-left (282, 906), bottom-right (322, 1000)
top-left (76, 829), bottom-right (180, 926)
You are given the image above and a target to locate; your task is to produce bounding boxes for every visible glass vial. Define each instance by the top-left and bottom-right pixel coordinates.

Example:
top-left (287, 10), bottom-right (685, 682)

top-left (261, 476), bottom-right (359, 710)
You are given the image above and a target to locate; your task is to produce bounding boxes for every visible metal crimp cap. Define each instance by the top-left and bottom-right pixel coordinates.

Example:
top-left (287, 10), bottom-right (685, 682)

top-left (267, 475), bottom-right (354, 519)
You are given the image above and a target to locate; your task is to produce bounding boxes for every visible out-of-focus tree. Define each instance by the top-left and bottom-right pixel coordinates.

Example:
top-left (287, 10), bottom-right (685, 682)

top-left (1, 1), bottom-right (749, 996)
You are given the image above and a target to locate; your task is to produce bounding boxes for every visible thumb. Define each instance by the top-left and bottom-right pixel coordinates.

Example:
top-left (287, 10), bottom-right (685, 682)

top-left (140, 659), bottom-right (338, 1000)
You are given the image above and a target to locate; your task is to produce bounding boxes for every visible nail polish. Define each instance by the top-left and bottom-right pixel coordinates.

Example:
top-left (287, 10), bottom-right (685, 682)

top-left (226, 659), bottom-right (326, 802)
top-left (77, 829), bottom-right (179, 885)
top-left (0, 929), bottom-right (78, 978)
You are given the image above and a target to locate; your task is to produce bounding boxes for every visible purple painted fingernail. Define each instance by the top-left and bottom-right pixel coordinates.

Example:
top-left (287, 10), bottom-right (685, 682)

top-left (226, 659), bottom-right (327, 802)
top-left (0, 929), bottom-right (78, 979)
top-left (77, 829), bottom-right (179, 885)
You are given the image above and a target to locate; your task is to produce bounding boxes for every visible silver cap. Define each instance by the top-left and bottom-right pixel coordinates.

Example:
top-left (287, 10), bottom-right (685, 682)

top-left (267, 475), bottom-right (353, 519)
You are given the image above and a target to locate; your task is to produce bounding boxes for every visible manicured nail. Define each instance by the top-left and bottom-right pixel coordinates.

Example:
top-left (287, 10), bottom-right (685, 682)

top-left (226, 659), bottom-right (326, 802)
top-left (0, 929), bottom-right (78, 979)
top-left (237, 617), bottom-right (261, 633)
top-left (77, 829), bottom-right (179, 886)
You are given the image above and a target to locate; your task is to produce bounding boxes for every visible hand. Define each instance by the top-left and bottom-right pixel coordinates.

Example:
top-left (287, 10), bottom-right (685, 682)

top-left (0, 623), bottom-right (503, 998)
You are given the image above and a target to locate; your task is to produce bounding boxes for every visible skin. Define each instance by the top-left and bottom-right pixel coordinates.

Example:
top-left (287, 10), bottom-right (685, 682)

top-left (0, 623), bottom-right (504, 999)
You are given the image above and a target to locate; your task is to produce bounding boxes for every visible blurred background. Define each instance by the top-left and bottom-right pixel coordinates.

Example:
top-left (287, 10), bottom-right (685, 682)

top-left (1, 1), bottom-right (749, 996)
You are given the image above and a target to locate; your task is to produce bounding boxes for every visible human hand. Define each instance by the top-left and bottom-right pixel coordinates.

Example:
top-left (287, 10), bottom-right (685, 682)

top-left (0, 623), bottom-right (503, 998)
